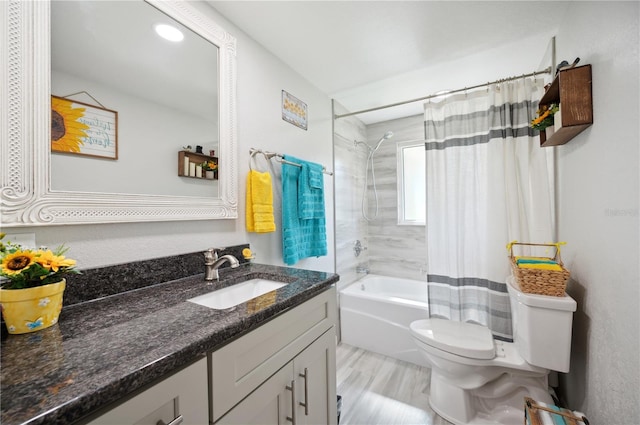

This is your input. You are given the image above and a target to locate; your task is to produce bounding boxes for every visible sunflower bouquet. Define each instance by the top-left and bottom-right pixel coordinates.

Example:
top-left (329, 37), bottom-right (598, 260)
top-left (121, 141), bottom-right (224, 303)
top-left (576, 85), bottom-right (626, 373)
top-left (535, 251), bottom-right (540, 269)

top-left (0, 234), bottom-right (78, 290)
top-left (201, 160), bottom-right (218, 171)
top-left (530, 103), bottom-right (559, 131)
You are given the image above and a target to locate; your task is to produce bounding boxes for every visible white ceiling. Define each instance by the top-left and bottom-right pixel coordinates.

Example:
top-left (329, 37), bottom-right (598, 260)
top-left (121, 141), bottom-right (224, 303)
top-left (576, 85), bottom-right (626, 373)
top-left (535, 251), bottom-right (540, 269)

top-left (208, 1), bottom-right (569, 121)
top-left (52, 1), bottom-right (218, 121)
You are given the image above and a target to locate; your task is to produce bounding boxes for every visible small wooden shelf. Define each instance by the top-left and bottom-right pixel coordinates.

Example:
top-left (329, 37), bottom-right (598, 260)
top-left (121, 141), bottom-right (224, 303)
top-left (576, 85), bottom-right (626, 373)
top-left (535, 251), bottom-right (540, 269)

top-left (178, 150), bottom-right (218, 180)
top-left (538, 64), bottom-right (593, 147)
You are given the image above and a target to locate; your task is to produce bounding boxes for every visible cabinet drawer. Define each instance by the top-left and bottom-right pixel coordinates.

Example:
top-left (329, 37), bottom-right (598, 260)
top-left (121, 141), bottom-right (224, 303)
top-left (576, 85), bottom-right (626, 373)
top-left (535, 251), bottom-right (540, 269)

top-left (87, 358), bottom-right (208, 425)
top-left (209, 287), bottom-right (337, 422)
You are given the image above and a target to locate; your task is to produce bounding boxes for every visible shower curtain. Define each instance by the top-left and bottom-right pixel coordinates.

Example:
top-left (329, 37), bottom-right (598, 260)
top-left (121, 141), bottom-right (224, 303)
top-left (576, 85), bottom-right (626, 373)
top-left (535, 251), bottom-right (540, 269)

top-left (424, 78), bottom-right (555, 340)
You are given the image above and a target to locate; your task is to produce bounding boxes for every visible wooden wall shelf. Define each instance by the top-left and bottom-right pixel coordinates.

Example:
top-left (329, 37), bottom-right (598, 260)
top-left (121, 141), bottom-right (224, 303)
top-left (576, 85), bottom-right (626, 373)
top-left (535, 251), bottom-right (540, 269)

top-left (178, 150), bottom-right (218, 180)
top-left (539, 64), bottom-right (593, 147)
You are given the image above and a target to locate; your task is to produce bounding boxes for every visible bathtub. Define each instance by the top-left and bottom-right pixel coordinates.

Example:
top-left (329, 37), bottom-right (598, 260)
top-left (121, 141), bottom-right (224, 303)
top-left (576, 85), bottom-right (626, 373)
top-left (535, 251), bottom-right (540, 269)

top-left (339, 274), bottom-right (430, 366)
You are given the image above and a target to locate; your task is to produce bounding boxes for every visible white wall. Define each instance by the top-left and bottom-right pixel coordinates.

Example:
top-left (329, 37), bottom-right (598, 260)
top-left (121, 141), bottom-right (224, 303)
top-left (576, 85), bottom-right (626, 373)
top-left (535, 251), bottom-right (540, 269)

top-left (51, 71), bottom-right (219, 197)
top-left (16, 2), bottom-right (335, 273)
top-left (553, 2), bottom-right (639, 423)
top-left (332, 32), bottom-right (555, 124)
top-left (224, 1), bottom-right (335, 272)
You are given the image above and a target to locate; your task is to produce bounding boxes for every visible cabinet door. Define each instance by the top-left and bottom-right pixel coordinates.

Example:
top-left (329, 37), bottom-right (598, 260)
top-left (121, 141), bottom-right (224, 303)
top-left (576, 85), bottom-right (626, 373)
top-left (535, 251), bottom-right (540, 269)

top-left (209, 287), bottom-right (337, 422)
top-left (295, 329), bottom-right (337, 425)
top-left (216, 362), bottom-right (294, 425)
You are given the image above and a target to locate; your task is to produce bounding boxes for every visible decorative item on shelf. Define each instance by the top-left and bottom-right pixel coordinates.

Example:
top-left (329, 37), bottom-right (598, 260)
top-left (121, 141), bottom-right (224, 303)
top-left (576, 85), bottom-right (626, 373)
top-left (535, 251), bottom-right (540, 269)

top-left (195, 145), bottom-right (203, 154)
top-left (538, 64), bottom-right (592, 147)
top-left (545, 126), bottom-right (555, 140)
top-left (555, 57), bottom-right (580, 76)
top-left (201, 160), bottom-right (218, 180)
top-left (182, 145), bottom-right (193, 152)
top-left (554, 104), bottom-right (562, 133)
top-left (183, 155), bottom-right (190, 174)
top-left (0, 234), bottom-right (79, 334)
top-left (530, 103), bottom-right (559, 132)
top-left (209, 150), bottom-right (216, 157)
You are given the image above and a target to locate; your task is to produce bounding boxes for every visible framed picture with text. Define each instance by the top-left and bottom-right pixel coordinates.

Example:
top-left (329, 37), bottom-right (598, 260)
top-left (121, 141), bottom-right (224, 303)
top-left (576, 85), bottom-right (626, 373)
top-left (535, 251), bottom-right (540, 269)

top-left (282, 90), bottom-right (307, 130)
top-left (51, 95), bottom-right (118, 159)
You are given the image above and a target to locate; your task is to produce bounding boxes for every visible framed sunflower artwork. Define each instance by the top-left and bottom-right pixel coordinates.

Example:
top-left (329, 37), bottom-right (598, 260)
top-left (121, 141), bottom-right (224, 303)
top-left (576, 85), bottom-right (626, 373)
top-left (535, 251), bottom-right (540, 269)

top-left (51, 96), bottom-right (118, 160)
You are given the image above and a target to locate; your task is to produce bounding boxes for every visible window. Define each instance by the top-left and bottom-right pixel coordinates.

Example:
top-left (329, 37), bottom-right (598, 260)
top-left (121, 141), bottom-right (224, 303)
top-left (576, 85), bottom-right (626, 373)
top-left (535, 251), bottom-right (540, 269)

top-left (397, 141), bottom-right (425, 225)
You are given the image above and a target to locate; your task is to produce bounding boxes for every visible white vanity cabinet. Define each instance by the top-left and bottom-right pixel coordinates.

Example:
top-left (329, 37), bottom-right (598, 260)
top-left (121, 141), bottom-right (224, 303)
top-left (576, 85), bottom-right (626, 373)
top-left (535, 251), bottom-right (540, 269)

top-left (210, 287), bottom-right (338, 425)
top-left (83, 287), bottom-right (337, 425)
top-left (87, 357), bottom-right (208, 425)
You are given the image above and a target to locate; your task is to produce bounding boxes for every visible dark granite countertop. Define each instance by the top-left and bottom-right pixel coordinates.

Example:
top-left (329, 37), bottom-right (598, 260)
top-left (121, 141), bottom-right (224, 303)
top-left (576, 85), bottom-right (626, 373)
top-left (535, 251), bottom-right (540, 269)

top-left (0, 262), bottom-right (339, 425)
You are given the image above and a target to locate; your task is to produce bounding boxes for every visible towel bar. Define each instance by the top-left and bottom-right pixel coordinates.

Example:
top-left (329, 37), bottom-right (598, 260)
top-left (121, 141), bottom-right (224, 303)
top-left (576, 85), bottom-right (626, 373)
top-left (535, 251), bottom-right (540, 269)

top-left (249, 148), bottom-right (334, 175)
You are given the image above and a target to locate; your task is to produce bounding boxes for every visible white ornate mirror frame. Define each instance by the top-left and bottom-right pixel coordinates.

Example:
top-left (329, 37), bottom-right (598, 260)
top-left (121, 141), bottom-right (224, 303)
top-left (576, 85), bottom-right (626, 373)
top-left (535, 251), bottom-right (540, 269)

top-left (1, 0), bottom-right (237, 227)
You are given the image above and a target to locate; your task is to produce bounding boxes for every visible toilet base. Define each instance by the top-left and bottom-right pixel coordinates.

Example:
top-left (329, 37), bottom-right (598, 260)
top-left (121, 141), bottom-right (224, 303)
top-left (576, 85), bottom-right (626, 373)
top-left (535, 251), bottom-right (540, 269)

top-left (429, 370), bottom-right (553, 425)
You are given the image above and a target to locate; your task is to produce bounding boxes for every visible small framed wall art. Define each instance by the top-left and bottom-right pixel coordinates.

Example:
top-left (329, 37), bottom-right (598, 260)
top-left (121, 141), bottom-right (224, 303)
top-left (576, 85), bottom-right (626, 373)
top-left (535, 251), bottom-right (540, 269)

top-left (282, 90), bottom-right (307, 130)
top-left (51, 95), bottom-right (118, 159)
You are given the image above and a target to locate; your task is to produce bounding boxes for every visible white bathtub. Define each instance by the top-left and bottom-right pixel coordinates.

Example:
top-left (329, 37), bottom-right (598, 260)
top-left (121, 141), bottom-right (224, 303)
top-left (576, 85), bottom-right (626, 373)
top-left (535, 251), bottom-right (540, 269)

top-left (339, 274), bottom-right (429, 366)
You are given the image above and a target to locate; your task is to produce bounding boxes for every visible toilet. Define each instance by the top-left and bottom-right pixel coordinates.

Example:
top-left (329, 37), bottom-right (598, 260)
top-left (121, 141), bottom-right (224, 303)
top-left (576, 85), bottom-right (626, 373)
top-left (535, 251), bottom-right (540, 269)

top-left (410, 276), bottom-right (577, 425)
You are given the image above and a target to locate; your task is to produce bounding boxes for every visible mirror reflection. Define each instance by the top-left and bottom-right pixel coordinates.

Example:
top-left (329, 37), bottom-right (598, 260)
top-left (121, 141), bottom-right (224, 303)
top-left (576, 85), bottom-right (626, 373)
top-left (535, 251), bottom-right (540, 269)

top-left (50, 0), bottom-right (219, 197)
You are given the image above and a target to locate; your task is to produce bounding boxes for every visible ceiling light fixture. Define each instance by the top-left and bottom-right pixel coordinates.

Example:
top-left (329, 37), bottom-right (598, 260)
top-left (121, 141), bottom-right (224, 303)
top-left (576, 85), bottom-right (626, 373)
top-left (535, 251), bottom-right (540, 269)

top-left (154, 23), bottom-right (184, 42)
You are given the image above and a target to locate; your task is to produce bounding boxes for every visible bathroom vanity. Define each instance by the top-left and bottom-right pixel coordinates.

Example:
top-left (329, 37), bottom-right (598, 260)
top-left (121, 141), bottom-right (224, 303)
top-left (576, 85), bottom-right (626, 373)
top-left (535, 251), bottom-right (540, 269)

top-left (0, 263), bottom-right (339, 425)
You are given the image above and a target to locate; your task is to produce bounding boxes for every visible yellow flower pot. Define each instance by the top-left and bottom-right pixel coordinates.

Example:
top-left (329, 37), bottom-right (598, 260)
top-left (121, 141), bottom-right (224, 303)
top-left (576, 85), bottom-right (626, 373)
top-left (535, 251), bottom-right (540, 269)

top-left (0, 279), bottom-right (65, 334)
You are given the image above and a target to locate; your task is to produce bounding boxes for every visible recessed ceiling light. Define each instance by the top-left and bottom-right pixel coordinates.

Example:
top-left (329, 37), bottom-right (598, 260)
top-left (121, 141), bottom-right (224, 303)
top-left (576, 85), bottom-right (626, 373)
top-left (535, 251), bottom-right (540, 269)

top-left (154, 23), bottom-right (184, 42)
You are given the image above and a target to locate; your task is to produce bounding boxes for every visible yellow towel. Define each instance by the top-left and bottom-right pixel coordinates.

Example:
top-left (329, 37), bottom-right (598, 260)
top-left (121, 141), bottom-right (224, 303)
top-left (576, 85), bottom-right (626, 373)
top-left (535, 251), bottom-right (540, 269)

top-left (515, 256), bottom-right (553, 261)
top-left (246, 170), bottom-right (276, 233)
top-left (518, 263), bottom-right (563, 271)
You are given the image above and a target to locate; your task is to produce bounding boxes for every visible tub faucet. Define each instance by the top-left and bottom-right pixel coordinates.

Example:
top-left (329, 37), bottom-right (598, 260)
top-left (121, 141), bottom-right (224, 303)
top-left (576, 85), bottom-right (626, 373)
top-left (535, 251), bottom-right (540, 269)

top-left (204, 248), bottom-right (240, 282)
top-left (356, 265), bottom-right (369, 274)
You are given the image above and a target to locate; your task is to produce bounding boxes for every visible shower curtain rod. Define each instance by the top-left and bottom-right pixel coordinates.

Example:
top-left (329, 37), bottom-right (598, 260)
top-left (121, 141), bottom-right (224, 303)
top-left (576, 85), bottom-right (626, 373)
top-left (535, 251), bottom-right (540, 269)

top-left (334, 66), bottom-right (552, 119)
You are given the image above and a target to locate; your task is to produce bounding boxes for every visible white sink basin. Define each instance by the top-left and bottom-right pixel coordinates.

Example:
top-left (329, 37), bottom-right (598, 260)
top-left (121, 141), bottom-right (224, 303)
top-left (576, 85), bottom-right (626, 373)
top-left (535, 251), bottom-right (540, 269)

top-left (187, 279), bottom-right (287, 310)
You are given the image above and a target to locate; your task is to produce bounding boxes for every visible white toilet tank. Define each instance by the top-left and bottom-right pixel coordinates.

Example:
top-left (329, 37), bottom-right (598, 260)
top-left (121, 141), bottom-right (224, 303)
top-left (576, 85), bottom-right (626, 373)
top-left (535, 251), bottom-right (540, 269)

top-left (507, 276), bottom-right (577, 373)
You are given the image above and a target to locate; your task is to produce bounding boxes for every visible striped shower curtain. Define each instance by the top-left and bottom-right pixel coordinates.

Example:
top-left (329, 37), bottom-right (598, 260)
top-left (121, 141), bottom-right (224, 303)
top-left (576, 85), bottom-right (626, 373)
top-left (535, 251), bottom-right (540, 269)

top-left (424, 78), bottom-right (555, 340)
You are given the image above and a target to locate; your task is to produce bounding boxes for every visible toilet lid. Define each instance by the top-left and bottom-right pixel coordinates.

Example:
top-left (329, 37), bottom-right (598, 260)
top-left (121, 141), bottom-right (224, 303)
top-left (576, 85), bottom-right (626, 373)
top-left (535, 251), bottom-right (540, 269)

top-left (410, 319), bottom-right (495, 359)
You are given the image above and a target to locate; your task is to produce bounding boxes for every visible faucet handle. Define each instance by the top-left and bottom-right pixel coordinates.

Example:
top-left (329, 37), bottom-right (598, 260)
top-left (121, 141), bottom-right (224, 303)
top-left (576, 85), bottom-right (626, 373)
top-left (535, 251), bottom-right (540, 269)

top-left (204, 248), bottom-right (218, 264)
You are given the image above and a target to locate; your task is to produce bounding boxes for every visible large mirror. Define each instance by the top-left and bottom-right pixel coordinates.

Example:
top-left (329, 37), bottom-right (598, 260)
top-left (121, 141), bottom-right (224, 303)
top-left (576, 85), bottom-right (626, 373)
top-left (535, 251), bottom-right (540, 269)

top-left (1, 0), bottom-right (237, 226)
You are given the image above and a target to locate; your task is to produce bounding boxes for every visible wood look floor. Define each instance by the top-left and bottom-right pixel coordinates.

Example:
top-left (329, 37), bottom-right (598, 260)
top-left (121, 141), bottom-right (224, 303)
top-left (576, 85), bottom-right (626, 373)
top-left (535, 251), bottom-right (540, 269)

top-left (336, 343), bottom-right (452, 425)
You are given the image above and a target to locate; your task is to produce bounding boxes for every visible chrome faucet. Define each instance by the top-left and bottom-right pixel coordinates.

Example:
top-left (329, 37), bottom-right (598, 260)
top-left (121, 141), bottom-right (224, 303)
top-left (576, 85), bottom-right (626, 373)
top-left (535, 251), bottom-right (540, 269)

top-left (204, 248), bottom-right (240, 281)
top-left (356, 265), bottom-right (369, 274)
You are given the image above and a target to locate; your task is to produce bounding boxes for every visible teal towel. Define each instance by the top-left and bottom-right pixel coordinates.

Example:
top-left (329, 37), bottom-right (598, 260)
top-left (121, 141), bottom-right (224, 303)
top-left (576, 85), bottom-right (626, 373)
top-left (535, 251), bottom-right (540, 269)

top-left (308, 164), bottom-right (323, 189)
top-left (516, 259), bottom-right (558, 265)
top-left (298, 161), bottom-right (325, 219)
top-left (282, 155), bottom-right (327, 265)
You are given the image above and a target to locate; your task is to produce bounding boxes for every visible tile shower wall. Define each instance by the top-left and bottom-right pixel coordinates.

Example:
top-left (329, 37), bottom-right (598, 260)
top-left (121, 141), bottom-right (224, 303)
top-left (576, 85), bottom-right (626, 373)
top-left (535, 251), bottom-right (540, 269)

top-left (366, 115), bottom-right (427, 280)
top-left (333, 101), bottom-right (369, 290)
top-left (333, 105), bottom-right (427, 283)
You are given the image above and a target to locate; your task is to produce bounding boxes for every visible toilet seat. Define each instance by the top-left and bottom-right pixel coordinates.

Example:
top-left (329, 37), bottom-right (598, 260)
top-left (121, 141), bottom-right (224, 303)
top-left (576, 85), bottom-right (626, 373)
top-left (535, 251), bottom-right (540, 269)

top-left (410, 319), bottom-right (495, 360)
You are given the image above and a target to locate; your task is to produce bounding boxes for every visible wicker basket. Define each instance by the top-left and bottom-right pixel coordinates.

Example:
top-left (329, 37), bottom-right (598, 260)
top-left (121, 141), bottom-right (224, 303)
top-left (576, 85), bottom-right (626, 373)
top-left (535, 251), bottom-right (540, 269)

top-left (508, 242), bottom-right (570, 297)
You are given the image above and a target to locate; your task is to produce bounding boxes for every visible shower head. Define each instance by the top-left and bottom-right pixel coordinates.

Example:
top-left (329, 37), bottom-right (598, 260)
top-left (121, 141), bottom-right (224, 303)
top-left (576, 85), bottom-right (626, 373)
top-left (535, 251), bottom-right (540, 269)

top-left (373, 131), bottom-right (394, 151)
